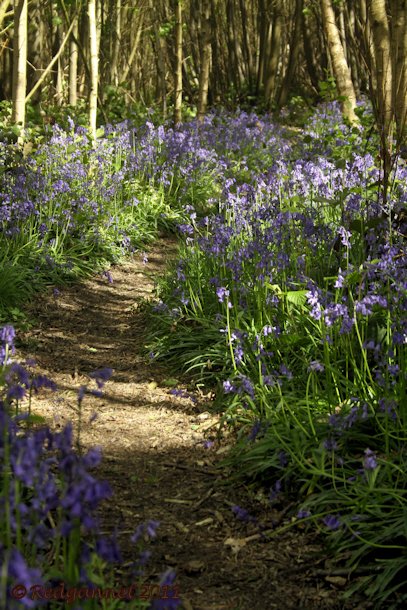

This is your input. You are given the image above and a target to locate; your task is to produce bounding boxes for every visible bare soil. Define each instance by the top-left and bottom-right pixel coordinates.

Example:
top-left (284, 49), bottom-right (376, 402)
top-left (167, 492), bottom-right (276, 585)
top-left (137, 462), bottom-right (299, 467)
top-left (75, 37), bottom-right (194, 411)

top-left (19, 238), bottom-right (372, 610)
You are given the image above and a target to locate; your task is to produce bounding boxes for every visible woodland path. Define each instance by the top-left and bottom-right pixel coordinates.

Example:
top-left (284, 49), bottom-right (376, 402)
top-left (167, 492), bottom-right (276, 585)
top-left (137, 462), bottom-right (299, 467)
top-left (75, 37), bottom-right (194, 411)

top-left (19, 238), bottom-right (370, 610)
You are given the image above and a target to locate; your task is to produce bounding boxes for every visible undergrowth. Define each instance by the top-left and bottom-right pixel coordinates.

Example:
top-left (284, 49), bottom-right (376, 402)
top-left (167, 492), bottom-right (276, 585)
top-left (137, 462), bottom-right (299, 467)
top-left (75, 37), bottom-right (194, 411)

top-left (0, 101), bottom-right (405, 608)
top-left (145, 102), bottom-right (407, 608)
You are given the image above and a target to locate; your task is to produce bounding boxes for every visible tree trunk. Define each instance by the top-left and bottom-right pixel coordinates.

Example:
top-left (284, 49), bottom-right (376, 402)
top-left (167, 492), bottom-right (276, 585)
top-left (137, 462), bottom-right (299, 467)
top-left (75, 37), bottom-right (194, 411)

top-left (226, 0), bottom-right (241, 93)
top-left (120, 7), bottom-right (143, 83)
top-left (345, 1), bottom-right (361, 96)
top-left (256, 0), bottom-right (267, 94)
top-left (370, 0), bottom-right (393, 139)
top-left (55, 24), bottom-right (64, 105)
top-left (110, 0), bottom-right (121, 86)
top-left (88, 0), bottom-right (98, 137)
top-left (149, 0), bottom-right (167, 118)
top-left (174, 0), bottom-right (182, 124)
top-left (197, 0), bottom-right (211, 121)
top-left (0, 0), bottom-right (10, 31)
top-left (264, 1), bottom-right (282, 106)
top-left (11, 0), bottom-right (27, 132)
top-left (239, 0), bottom-right (252, 91)
top-left (369, 0), bottom-right (394, 202)
top-left (210, 0), bottom-right (221, 102)
top-left (302, 5), bottom-right (320, 94)
top-left (69, 16), bottom-right (78, 106)
top-left (391, 0), bottom-right (407, 143)
top-left (320, 0), bottom-right (358, 123)
top-left (278, 0), bottom-right (302, 107)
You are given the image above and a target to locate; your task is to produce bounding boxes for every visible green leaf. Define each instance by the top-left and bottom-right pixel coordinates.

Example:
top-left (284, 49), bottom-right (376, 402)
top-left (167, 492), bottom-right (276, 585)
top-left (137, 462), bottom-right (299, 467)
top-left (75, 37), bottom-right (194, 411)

top-left (286, 290), bottom-right (308, 307)
top-left (265, 283), bottom-right (283, 294)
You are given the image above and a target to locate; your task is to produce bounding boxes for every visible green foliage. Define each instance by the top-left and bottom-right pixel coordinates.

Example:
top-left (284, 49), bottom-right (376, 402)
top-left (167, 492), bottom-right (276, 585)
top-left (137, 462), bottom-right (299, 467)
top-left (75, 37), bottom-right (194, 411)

top-left (0, 120), bottom-right (186, 322)
top-left (145, 106), bottom-right (407, 608)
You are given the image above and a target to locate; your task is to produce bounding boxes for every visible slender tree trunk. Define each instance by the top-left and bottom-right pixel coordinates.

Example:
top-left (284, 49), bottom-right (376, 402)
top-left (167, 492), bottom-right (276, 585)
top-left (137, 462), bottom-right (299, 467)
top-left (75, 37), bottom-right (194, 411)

top-left (345, 1), bottom-right (361, 96)
top-left (0, 0), bottom-right (10, 31)
top-left (370, 0), bottom-right (394, 202)
top-left (149, 0), bottom-right (167, 118)
top-left (174, 0), bottom-right (182, 124)
top-left (55, 24), bottom-right (64, 105)
top-left (391, 0), bottom-right (407, 143)
top-left (69, 16), bottom-right (78, 105)
top-left (189, 0), bottom-right (201, 78)
top-left (210, 0), bottom-right (221, 102)
top-left (358, 0), bottom-right (377, 93)
top-left (110, 0), bottom-right (121, 86)
top-left (264, 1), bottom-right (282, 106)
top-left (120, 7), bottom-right (143, 83)
top-left (88, 0), bottom-right (98, 137)
top-left (256, 0), bottom-right (267, 94)
top-left (11, 0), bottom-right (27, 131)
top-left (338, 1), bottom-right (347, 62)
top-left (197, 0), bottom-right (211, 121)
top-left (239, 0), bottom-right (252, 91)
top-left (25, 16), bottom-right (77, 103)
top-left (370, 0), bottom-right (393, 140)
top-left (320, 0), bottom-right (358, 123)
top-left (226, 0), bottom-right (240, 92)
top-left (278, 0), bottom-right (302, 107)
top-left (27, 0), bottom-right (42, 99)
top-left (302, 6), bottom-right (320, 94)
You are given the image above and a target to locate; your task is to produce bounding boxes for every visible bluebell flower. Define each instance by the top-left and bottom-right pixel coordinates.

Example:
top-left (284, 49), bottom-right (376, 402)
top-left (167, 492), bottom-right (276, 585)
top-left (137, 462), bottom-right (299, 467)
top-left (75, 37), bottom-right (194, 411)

top-left (0, 324), bottom-right (16, 345)
top-left (363, 448), bottom-right (378, 471)
top-left (323, 514), bottom-right (341, 530)
top-left (297, 509), bottom-right (311, 519)
top-left (223, 379), bottom-right (235, 394)
top-left (96, 534), bottom-right (122, 563)
top-left (231, 505), bottom-right (255, 523)
top-left (308, 360), bottom-right (324, 372)
top-left (150, 569), bottom-right (181, 609)
top-left (269, 479), bottom-right (282, 501)
top-left (216, 286), bottom-right (230, 303)
top-left (89, 368), bottom-right (113, 389)
top-left (323, 438), bottom-right (338, 451)
top-left (7, 549), bottom-right (43, 608)
top-left (248, 419), bottom-right (262, 441)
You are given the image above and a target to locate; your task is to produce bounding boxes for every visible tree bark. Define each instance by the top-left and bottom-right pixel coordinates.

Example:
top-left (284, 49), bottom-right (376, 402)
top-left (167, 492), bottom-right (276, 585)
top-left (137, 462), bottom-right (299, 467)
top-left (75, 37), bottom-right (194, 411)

top-left (110, 0), bottom-right (121, 86)
top-left (149, 0), bottom-right (167, 118)
top-left (0, 0), bottom-right (10, 32)
top-left (239, 0), bottom-right (252, 91)
top-left (174, 0), bottom-right (182, 124)
top-left (302, 5), bottom-right (320, 94)
top-left (278, 0), bottom-right (302, 107)
top-left (370, 0), bottom-right (393, 152)
top-left (119, 7), bottom-right (143, 83)
top-left (264, 1), bottom-right (282, 106)
top-left (391, 0), bottom-right (407, 143)
top-left (320, 0), bottom-right (358, 123)
top-left (197, 0), bottom-right (211, 121)
top-left (256, 0), bottom-right (267, 94)
top-left (69, 16), bottom-right (78, 106)
top-left (11, 0), bottom-right (27, 131)
top-left (88, 0), bottom-right (98, 137)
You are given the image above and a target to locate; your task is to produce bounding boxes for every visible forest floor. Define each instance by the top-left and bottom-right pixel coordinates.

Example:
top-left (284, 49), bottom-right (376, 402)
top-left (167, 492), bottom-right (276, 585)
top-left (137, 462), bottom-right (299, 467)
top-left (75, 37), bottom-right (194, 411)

top-left (18, 238), bottom-right (373, 610)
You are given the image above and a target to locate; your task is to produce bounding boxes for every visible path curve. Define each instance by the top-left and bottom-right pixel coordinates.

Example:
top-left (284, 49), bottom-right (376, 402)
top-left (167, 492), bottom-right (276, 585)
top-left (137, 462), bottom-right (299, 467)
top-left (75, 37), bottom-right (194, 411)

top-left (20, 239), bottom-right (367, 610)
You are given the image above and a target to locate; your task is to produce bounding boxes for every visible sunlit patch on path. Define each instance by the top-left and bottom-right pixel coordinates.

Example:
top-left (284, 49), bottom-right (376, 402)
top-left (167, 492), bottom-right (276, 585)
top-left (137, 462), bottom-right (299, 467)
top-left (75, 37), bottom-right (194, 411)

top-left (19, 239), bottom-right (370, 610)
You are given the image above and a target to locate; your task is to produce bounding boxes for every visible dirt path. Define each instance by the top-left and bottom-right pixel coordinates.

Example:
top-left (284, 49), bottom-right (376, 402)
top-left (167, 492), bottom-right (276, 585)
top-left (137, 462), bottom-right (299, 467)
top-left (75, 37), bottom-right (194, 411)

top-left (19, 239), bottom-right (370, 610)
